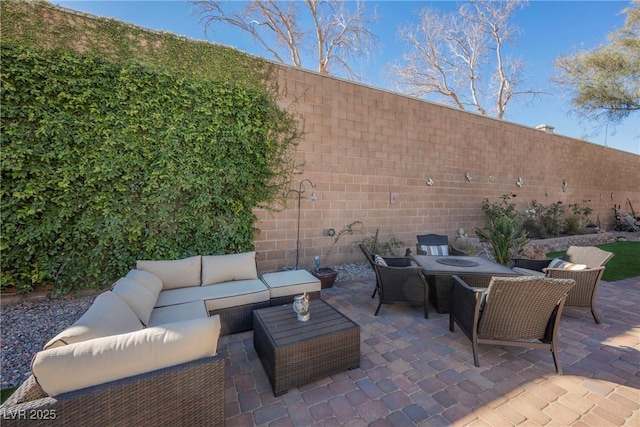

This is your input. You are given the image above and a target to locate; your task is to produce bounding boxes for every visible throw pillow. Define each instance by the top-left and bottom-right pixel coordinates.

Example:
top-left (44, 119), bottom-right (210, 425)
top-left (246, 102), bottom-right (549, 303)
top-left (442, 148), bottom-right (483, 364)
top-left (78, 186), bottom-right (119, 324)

top-left (420, 245), bottom-right (449, 256)
top-left (374, 255), bottom-right (388, 267)
top-left (547, 258), bottom-right (587, 271)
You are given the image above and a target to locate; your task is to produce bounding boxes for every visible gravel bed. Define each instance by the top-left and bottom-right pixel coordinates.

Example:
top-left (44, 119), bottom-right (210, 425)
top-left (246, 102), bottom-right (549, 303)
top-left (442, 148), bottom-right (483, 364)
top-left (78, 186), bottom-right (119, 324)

top-left (1, 294), bottom-right (97, 389)
top-left (0, 262), bottom-right (374, 390)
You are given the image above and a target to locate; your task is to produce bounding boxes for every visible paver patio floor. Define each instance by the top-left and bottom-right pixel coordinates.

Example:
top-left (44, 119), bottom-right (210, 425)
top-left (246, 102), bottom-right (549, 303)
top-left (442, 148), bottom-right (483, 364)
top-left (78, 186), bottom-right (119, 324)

top-left (219, 276), bottom-right (640, 426)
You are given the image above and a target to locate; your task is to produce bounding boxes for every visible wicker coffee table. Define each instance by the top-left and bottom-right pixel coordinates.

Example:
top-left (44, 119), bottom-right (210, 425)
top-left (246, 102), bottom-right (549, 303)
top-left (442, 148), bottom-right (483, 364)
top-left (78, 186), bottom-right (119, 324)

top-left (253, 299), bottom-right (360, 396)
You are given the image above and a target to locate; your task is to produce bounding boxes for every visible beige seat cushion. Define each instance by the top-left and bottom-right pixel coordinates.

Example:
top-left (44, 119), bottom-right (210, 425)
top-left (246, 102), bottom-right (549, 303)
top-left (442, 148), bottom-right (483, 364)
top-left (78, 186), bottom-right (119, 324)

top-left (203, 280), bottom-right (271, 311)
top-left (261, 270), bottom-right (321, 298)
top-left (44, 291), bottom-right (142, 350)
top-left (155, 279), bottom-right (269, 309)
top-left (111, 276), bottom-right (161, 326)
top-left (147, 301), bottom-right (209, 327)
top-left (136, 255), bottom-right (202, 290)
top-left (202, 252), bottom-right (258, 285)
top-left (33, 315), bottom-right (221, 396)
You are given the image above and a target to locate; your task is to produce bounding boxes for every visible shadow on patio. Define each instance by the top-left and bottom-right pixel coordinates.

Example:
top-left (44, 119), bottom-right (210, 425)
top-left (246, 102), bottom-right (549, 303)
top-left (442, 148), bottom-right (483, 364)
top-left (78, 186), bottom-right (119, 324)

top-left (219, 276), bottom-right (640, 426)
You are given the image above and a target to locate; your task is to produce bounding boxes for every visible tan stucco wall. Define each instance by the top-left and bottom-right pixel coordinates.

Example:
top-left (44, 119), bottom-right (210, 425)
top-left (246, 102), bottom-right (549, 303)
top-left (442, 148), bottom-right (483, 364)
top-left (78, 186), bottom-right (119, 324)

top-left (254, 65), bottom-right (640, 271)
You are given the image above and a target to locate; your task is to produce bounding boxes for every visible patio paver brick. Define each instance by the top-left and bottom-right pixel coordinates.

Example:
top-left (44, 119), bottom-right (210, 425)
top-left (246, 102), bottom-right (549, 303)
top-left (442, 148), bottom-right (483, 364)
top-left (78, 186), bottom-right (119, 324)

top-left (219, 277), bottom-right (640, 426)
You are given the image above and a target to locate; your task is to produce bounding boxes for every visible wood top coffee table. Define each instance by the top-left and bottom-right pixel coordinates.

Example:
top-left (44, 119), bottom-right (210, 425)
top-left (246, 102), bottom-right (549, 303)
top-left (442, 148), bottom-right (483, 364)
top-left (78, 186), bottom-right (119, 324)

top-left (253, 299), bottom-right (360, 396)
top-left (411, 255), bottom-right (519, 313)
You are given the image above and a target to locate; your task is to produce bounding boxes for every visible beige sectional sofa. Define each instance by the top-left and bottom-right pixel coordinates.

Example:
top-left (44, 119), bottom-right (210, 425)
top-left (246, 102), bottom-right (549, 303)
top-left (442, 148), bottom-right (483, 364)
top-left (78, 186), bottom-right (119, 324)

top-left (0, 251), bottom-right (321, 426)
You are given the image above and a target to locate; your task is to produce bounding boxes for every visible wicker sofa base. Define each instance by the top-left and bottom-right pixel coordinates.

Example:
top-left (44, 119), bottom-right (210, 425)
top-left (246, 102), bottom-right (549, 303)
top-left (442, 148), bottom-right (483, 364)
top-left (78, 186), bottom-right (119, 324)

top-left (210, 300), bottom-right (271, 336)
top-left (0, 355), bottom-right (225, 427)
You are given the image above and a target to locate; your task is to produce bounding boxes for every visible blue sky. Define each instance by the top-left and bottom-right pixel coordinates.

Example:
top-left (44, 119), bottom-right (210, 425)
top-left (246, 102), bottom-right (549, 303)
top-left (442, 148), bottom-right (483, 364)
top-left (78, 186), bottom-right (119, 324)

top-left (54, 0), bottom-right (639, 155)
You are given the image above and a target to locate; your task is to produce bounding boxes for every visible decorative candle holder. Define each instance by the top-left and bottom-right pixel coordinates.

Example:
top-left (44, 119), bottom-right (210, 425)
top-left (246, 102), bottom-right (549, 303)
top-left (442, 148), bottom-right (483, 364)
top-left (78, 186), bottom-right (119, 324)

top-left (293, 293), bottom-right (310, 321)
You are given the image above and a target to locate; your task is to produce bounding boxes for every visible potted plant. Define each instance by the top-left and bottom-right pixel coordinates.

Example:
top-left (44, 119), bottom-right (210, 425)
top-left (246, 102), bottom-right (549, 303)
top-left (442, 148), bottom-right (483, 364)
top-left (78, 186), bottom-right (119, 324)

top-left (475, 216), bottom-right (529, 266)
top-left (310, 264), bottom-right (339, 289)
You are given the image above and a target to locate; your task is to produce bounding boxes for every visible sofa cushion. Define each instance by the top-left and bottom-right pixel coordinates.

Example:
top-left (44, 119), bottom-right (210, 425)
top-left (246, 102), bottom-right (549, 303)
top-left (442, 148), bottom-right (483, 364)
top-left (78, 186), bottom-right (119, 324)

top-left (147, 301), bottom-right (209, 327)
top-left (44, 291), bottom-right (143, 350)
top-left (202, 252), bottom-right (258, 285)
top-left (261, 270), bottom-right (321, 298)
top-left (136, 255), bottom-right (202, 290)
top-left (204, 280), bottom-right (272, 311)
top-left (156, 279), bottom-right (269, 310)
top-left (126, 269), bottom-right (164, 293)
top-left (111, 276), bottom-right (160, 326)
top-left (547, 258), bottom-right (587, 271)
top-left (32, 315), bottom-right (221, 396)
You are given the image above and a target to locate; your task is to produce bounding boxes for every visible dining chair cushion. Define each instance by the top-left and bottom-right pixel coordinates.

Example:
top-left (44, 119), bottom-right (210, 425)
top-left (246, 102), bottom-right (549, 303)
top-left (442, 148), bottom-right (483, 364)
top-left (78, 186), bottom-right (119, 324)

top-left (419, 245), bottom-right (449, 256)
top-left (547, 258), bottom-right (587, 271)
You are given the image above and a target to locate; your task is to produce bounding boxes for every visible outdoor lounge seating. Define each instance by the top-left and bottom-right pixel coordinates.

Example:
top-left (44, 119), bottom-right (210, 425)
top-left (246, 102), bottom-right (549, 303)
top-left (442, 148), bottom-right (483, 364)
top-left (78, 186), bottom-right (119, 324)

top-left (358, 243), bottom-right (412, 298)
top-left (0, 252), bottom-right (321, 426)
top-left (449, 275), bottom-right (576, 373)
top-left (372, 262), bottom-right (429, 318)
top-left (416, 233), bottom-right (450, 255)
top-left (512, 245), bottom-right (614, 323)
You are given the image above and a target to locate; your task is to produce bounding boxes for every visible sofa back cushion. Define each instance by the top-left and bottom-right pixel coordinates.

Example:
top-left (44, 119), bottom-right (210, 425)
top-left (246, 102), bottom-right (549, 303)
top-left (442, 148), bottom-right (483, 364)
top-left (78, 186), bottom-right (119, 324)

top-left (136, 255), bottom-right (202, 290)
top-left (44, 291), bottom-right (143, 350)
top-left (202, 252), bottom-right (258, 286)
top-left (126, 269), bottom-right (164, 292)
top-left (111, 276), bottom-right (161, 326)
top-left (32, 315), bottom-right (221, 396)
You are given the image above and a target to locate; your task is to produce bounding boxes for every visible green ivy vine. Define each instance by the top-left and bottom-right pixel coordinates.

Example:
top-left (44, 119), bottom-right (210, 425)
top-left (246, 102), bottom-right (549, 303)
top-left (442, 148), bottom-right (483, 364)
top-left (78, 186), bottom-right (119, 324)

top-left (1, 43), bottom-right (300, 295)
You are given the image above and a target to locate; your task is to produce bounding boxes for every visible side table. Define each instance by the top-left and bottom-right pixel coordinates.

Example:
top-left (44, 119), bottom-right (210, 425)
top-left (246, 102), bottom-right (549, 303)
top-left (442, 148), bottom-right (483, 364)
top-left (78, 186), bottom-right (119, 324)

top-left (253, 299), bottom-right (360, 396)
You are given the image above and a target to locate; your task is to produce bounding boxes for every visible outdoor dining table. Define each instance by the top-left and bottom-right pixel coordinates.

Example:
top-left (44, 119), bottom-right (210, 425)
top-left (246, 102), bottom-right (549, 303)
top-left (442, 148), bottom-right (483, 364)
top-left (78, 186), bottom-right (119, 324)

top-left (411, 255), bottom-right (519, 313)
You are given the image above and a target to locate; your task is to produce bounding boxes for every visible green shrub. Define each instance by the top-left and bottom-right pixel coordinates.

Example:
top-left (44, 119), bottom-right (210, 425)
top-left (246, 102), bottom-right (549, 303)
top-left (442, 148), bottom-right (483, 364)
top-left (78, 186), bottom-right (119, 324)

top-left (476, 195), bottom-right (528, 265)
top-left (1, 45), bottom-right (299, 294)
top-left (523, 200), bottom-right (565, 238)
top-left (522, 200), bottom-right (593, 238)
top-left (480, 194), bottom-right (522, 226)
top-left (475, 216), bottom-right (529, 266)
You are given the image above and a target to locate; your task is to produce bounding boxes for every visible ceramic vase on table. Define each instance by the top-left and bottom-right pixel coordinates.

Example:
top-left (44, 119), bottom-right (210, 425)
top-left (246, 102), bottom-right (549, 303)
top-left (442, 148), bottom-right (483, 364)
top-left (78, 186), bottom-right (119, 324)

top-left (293, 293), bottom-right (310, 321)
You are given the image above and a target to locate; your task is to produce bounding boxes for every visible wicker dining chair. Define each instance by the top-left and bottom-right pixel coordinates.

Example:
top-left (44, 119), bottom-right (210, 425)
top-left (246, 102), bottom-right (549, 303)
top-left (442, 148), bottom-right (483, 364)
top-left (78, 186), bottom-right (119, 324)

top-left (373, 263), bottom-right (429, 319)
top-left (513, 246), bottom-right (613, 323)
top-left (359, 243), bottom-right (412, 298)
top-left (449, 275), bottom-right (576, 374)
top-left (416, 234), bottom-right (450, 256)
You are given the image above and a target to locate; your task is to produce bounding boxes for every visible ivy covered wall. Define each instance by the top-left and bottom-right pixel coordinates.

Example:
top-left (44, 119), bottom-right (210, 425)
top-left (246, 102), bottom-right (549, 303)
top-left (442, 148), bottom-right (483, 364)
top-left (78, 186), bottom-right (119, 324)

top-left (1, 0), bottom-right (270, 86)
top-left (1, 2), bottom-right (300, 294)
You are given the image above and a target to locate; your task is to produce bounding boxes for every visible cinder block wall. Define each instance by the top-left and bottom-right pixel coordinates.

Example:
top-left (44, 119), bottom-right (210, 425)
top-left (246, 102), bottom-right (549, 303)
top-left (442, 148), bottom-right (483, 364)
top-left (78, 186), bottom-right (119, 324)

top-left (254, 65), bottom-right (640, 272)
top-left (6, 3), bottom-right (638, 272)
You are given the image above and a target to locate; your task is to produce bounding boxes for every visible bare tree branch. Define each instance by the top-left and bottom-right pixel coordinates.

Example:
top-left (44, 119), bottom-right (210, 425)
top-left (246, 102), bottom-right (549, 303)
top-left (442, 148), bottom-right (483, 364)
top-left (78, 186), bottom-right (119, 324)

top-left (191, 0), bottom-right (378, 80)
top-left (390, 0), bottom-right (543, 119)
